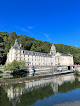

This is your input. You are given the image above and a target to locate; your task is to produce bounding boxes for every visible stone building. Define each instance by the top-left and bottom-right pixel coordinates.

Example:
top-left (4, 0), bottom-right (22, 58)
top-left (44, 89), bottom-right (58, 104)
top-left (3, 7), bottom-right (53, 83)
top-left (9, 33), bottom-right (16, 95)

top-left (6, 39), bottom-right (74, 66)
top-left (55, 52), bottom-right (74, 66)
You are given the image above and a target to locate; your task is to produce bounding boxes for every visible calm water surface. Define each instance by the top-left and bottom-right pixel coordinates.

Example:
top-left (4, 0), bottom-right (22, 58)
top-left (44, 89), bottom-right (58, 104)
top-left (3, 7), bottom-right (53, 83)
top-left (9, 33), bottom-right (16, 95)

top-left (1, 74), bottom-right (80, 106)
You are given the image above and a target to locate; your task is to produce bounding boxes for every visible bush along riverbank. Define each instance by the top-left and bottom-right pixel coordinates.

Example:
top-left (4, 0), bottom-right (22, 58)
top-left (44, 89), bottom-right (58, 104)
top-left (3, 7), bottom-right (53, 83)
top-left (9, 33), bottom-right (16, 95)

top-left (73, 69), bottom-right (80, 76)
top-left (3, 60), bottom-right (28, 77)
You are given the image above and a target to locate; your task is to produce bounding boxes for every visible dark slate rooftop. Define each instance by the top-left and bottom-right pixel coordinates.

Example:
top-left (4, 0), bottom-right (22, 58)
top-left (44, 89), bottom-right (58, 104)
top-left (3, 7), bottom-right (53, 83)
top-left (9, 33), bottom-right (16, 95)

top-left (12, 39), bottom-right (20, 50)
top-left (61, 54), bottom-right (72, 56)
top-left (24, 50), bottom-right (52, 57)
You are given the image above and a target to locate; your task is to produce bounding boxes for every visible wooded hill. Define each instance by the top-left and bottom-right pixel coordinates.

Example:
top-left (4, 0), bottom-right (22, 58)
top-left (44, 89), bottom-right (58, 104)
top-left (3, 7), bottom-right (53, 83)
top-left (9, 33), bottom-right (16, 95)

top-left (0, 31), bottom-right (80, 64)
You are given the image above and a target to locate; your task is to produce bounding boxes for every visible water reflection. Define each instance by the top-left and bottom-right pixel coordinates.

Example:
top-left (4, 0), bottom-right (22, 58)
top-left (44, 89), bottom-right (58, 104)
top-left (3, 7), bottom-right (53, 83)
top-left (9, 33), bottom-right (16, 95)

top-left (1, 74), bottom-right (80, 106)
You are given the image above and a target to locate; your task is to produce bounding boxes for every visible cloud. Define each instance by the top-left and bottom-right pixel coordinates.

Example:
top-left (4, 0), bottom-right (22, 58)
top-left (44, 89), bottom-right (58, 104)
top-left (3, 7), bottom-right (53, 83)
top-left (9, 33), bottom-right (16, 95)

top-left (15, 26), bottom-right (29, 32)
top-left (15, 26), bottom-right (34, 36)
top-left (20, 28), bottom-right (28, 32)
top-left (44, 33), bottom-right (49, 38)
top-left (27, 26), bottom-right (33, 29)
top-left (43, 33), bottom-right (51, 41)
top-left (15, 25), bottom-right (33, 32)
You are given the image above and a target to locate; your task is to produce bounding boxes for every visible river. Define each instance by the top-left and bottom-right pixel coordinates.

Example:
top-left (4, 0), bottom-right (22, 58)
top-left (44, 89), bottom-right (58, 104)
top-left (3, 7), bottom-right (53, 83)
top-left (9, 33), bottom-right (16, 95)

top-left (0, 73), bottom-right (80, 106)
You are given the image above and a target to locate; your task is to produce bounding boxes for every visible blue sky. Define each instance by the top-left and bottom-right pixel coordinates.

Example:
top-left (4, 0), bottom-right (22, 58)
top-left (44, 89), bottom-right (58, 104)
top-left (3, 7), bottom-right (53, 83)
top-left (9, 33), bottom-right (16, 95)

top-left (0, 0), bottom-right (80, 47)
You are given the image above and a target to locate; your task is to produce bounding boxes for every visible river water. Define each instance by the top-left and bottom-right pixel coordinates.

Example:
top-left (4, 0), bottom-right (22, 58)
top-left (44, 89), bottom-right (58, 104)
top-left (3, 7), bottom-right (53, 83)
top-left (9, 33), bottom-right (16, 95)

top-left (0, 73), bottom-right (80, 106)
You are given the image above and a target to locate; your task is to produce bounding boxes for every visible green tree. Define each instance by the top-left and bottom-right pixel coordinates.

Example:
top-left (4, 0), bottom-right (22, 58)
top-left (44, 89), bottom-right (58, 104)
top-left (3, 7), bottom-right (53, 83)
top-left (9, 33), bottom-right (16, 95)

top-left (0, 35), bottom-right (5, 64)
top-left (3, 60), bottom-right (27, 72)
top-left (0, 31), bottom-right (80, 64)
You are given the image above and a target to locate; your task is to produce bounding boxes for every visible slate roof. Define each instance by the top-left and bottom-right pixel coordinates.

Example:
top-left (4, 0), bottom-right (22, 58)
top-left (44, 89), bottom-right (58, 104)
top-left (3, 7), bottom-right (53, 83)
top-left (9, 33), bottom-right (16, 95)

top-left (61, 54), bottom-right (72, 56)
top-left (23, 50), bottom-right (52, 57)
top-left (12, 39), bottom-right (20, 50)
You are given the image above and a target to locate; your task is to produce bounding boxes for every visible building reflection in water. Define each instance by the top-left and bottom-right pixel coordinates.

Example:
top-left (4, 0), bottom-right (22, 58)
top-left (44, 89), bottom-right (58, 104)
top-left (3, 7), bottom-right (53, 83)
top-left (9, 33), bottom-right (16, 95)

top-left (1, 73), bottom-right (77, 106)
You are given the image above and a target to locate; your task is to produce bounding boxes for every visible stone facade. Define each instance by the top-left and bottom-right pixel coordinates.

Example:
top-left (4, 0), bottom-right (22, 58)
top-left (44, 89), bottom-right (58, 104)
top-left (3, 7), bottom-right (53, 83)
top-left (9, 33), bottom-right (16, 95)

top-left (55, 52), bottom-right (74, 66)
top-left (6, 39), bottom-right (74, 66)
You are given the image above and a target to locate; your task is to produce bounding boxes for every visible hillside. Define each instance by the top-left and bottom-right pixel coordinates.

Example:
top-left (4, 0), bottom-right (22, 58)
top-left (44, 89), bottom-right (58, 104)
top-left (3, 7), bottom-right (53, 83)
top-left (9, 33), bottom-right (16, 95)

top-left (0, 31), bottom-right (80, 64)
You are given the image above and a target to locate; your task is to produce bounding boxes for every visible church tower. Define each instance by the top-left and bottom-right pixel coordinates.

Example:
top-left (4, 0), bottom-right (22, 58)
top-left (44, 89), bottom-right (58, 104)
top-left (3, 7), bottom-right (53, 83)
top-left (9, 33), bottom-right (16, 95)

top-left (50, 44), bottom-right (56, 56)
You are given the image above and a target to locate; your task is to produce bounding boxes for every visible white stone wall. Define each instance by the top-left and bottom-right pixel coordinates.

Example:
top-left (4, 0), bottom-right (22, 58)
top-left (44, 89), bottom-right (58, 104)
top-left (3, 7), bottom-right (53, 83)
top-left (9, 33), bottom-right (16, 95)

top-left (6, 48), bottom-right (54, 66)
top-left (6, 40), bottom-right (74, 66)
top-left (55, 54), bottom-right (74, 66)
top-left (24, 53), bottom-right (53, 66)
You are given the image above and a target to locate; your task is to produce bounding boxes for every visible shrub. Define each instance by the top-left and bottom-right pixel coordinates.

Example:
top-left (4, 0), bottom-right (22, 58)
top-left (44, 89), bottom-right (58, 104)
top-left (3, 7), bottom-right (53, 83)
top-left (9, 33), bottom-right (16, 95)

top-left (73, 70), bottom-right (78, 75)
top-left (3, 60), bottom-right (27, 72)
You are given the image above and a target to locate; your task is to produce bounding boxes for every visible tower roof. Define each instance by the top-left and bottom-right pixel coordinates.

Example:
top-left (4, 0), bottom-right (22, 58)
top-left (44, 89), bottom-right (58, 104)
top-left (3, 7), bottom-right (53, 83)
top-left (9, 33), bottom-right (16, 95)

top-left (12, 39), bottom-right (20, 49)
top-left (51, 44), bottom-right (56, 51)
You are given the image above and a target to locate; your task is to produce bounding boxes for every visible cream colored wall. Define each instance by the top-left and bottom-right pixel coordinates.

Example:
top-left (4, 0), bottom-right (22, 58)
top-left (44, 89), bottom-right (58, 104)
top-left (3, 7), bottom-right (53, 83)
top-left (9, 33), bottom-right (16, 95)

top-left (25, 54), bottom-right (53, 66)
top-left (55, 55), bottom-right (74, 66)
top-left (7, 49), bottom-right (24, 63)
top-left (7, 48), bottom-right (54, 66)
top-left (61, 56), bottom-right (73, 65)
top-left (7, 48), bottom-right (16, 62)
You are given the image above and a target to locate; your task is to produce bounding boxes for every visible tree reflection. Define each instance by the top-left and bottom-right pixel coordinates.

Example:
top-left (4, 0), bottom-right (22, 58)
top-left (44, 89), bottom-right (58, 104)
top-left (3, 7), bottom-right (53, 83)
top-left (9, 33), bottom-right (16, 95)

top-left (1, 74), bottom-right (80, 106)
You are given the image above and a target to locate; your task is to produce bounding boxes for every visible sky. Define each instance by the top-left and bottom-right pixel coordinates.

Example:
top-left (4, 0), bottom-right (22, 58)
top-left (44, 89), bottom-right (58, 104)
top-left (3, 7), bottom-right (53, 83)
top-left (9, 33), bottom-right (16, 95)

top-left (0, 0), bottom-right (80, 47)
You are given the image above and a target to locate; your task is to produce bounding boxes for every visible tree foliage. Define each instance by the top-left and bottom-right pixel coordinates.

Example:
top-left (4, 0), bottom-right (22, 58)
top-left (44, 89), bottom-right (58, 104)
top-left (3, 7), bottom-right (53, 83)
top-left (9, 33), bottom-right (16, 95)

top-left (0, 31), bottom-right (80, 64)
top-left (0, 34), bottom-right (5, 64)
top-left (3, 60), bottom-right (27, 72)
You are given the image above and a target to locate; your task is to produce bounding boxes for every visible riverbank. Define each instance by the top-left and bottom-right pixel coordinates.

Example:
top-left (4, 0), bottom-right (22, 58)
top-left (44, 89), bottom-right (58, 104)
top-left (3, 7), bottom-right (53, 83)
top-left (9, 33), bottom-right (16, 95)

top-left (0, 71), bottom-right (73, 85)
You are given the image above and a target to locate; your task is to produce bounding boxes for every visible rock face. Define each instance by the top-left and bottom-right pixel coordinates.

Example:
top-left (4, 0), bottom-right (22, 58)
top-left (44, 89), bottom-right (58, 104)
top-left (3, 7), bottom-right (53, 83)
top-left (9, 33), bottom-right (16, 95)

top-left (6, 39), bottom-right (74, 66)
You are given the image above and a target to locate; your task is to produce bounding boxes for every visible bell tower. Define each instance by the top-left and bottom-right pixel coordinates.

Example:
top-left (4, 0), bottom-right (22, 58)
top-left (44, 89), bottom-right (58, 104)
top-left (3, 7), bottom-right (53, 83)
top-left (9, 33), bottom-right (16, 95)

top-left (50, 44), bottom-right (56, 56)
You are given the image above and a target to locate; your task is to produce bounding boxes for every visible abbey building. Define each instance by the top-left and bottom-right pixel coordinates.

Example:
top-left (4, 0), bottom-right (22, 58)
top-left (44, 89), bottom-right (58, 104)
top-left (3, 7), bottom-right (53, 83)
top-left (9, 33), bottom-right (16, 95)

top-left (6, 39), bottom-right (74, 66)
